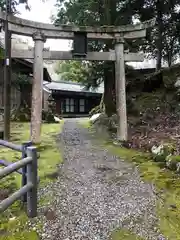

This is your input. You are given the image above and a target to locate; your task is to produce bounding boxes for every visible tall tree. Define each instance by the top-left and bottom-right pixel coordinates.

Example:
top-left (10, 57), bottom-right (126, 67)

top-left (54, 60), bottom-right (104, 88)
top-left (54, 60), bottom-right (90, 83)
top-left (0, 0), bottom-right (29, 12)
top-left (162, 9), bottom-right (180, 66)
top-left (54, 0), bottom-right (133, 116)
top-left (129, 0), bottom-right (180, 69)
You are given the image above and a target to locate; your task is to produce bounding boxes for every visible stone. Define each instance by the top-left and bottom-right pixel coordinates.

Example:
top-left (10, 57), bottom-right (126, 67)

top-left (174, 78), bottom-right (180, 88)
top-left (169, 204), bottom-right (177, 209)
top-left (151, 145), bottom-right (164, 155)
top-left (166, 158), bottom-right (177, 171)
top-left (9, 217), bottom-right (16, 221)
top-left (54, 116), bottom-right (61, 123)
top-left (152, 144), bottom-right (175, 165)
top-left (176, 162), bottom-right (180, 173)
top-left (89, 113), bottom-right (101, 123)
top-left (44, 209), bottom-right (56, 220)
top-left (37, 119), bottom-right (166, 239)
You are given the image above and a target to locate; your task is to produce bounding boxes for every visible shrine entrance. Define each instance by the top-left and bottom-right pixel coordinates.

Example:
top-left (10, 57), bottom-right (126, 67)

top-left (0, 11), bottom-right (155, 143)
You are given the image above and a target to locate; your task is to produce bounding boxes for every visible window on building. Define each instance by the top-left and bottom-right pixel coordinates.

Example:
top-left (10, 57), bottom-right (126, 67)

top-left (79, 99), bottom-right (85, 112)
top-left (65, 98), bottom-right (75, 112)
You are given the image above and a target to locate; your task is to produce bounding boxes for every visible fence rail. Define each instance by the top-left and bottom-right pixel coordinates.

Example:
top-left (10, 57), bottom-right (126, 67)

top-left (0, 157), bottom-right (32, 178)
top-left (0, 140), bottom-right (38, 218)
top-left (0, 139), bottom-right (22, 151)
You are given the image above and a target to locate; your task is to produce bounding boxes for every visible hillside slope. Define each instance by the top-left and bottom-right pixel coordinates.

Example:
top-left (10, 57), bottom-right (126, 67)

top-left (94, 63), bottom-right (180, 153)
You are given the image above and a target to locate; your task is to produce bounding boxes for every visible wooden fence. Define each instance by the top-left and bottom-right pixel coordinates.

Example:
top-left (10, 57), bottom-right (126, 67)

top-left (0, 140), bottom-right (38, 218)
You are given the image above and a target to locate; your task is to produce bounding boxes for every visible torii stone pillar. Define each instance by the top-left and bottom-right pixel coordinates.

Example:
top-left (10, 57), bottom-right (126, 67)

top-left (115, 38), bottom-right (128, 141)
top-left (31, 32), bottom-right (46, 143)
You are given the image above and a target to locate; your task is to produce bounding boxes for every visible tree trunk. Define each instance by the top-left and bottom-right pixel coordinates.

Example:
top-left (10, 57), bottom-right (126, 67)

top-left (156, 3), bottom-right (163, 71)
top-left (156, 30), bottom-right (163, 70)
top-left (100, 0), bottom-right (117, 116)
top-left (167, 52), bottom-right (172, 67)
top-left (167, 41), bottom-right (174, 67)
top-left (104, 62), bottom-right (116, 116)
top-left (99, 92), bottom-right (105, 112)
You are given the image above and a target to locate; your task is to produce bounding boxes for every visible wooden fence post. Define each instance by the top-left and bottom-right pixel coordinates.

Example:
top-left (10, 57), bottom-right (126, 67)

top-left (26, 146), bottom-right (38, 218)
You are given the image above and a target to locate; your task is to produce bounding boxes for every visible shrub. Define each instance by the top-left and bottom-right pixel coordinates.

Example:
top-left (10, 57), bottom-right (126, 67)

top-left (42, 110), bottom-right (56, 123)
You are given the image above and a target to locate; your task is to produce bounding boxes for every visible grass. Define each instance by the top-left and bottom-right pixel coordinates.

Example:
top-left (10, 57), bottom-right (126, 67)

top-left (0, 121), bottom-right (64, 240)
top-left (80, 119), bottom-right (180, 240)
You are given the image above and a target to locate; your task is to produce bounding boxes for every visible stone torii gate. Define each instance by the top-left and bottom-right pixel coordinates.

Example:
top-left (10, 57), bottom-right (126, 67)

top-left (0, 11), bottom-right (155, 143)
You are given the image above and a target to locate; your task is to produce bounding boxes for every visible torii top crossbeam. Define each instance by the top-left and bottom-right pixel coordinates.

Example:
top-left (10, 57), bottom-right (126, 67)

top-left (0, 11), bottom-right (155, 40)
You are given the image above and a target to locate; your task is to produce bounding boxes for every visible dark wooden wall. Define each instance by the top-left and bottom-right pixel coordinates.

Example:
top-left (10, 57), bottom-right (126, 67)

top-left (53, 91), bottom-right (101, 116)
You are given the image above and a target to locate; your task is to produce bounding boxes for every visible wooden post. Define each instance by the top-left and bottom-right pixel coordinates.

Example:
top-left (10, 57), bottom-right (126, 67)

top-left (115, 38), bottom-right (128, 141)
top-left (26, 146), bottom-right (38, 218)
top-left (3, 0), bottom-right (12, 140)
top-left (31, 32), bottom-right (46, 143)
top-left (21, 141), bottom-right (32, 203)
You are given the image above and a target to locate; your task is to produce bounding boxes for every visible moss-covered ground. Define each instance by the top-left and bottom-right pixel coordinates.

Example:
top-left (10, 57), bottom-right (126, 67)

top-left (80, 119), bottom-right (180, 240)
top-left (109, 229), bottom-right (144, 240)
top-left (0, 121), bottom-right (64, 240)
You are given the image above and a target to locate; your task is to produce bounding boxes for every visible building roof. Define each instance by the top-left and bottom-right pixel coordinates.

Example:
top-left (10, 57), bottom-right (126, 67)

top-left (43, 80), bottom-right (104, 94)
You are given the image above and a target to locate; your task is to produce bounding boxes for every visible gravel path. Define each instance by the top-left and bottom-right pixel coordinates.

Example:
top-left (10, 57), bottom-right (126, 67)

top-left (38, 119), bottom-right (165, 240)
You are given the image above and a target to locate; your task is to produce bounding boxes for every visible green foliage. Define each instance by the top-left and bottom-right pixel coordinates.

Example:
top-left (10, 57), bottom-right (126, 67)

top-left (11, 73), bottom-right (32, 121)
top-left (42, 98), bottom-right (58, 123)
top-left (54, 59), bottom-right (104, 88)
top-left (11, 103), bottom-right (31, 121)
top-left (129, 0), bottom-right (180, 67)
top-left (42, 110), bottom-right (55, 123)
top-left (12, 73), bottom-right (31, 87)
top-left (54, 60), bottom-right (90, 83)
top-left (0, 0), bottom-right (30, 13)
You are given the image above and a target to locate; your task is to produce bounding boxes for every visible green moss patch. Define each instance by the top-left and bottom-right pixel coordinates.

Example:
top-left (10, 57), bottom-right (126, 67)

top-left (171, 155), bottom-right (180, 162)
top-left (109, 229), bottom-right (144, 240)
top-left (0, 230), bottom-right (39, 240)
top-left (79, 118), bottom-right (92, 129)
top-left (0, 212), bottom-right (39, 240)
top-left (36, 123), bottom-right (64, 184)
top-left (106, 144), bottom-right (180, 239)
top-left (0, 121), bottom-right (64, 239)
